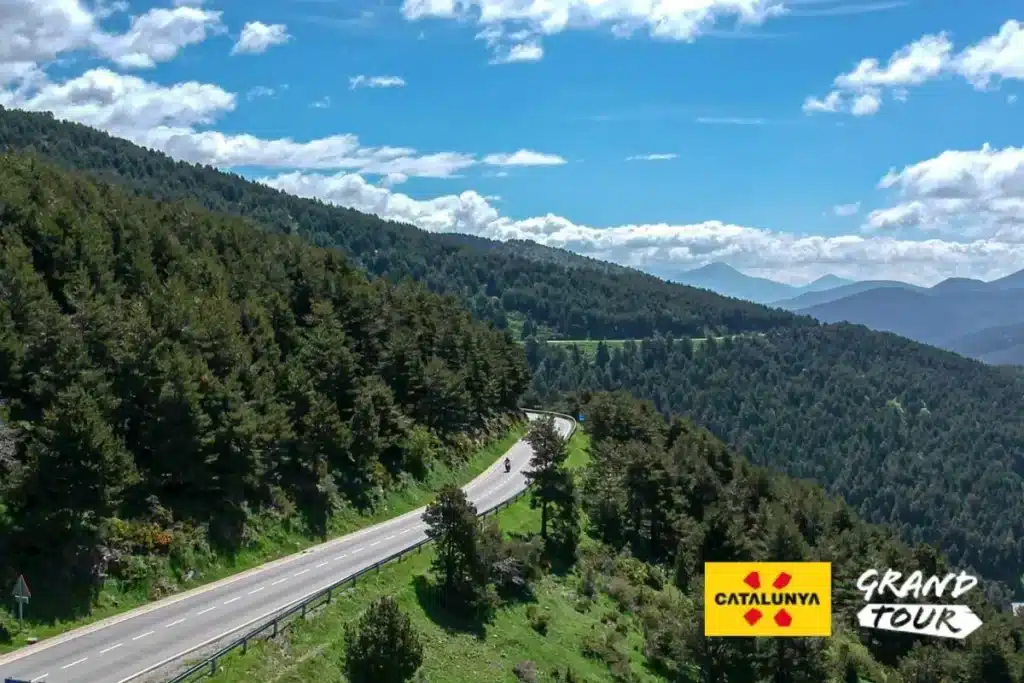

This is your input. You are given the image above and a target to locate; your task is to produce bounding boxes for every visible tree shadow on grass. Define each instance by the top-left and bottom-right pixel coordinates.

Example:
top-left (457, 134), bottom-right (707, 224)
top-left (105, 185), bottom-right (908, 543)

top-left (412, 575), bottom-right (487, 639)
top-left (547, 550), bottom-right (577, 578)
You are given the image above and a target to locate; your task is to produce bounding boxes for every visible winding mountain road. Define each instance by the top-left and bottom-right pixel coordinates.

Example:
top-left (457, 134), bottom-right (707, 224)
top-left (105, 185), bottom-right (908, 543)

top-left (0, 412), bottom-right (574, 683)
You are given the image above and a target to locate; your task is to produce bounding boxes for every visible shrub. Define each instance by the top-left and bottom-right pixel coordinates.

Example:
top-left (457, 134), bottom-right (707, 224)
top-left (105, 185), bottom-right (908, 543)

top-left (0, 608), bottom-right (21, 643)
top-left (344, 596), bottom-right (423, 683)
top-left (604, 576), bottom-right (636, 612)
top-left (645, 565), bottom-right (667, 591)
top-left (580, 568), bottom-right (597, 598)
top-left (514, 660), bottom-right (539, 682)
top-left (526, 605), bottom-right (550, 635)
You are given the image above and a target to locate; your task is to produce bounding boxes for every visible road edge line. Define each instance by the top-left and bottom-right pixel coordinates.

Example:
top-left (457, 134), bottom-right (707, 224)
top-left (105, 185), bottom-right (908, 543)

top-left (0, 412), bottom-right (545, 669)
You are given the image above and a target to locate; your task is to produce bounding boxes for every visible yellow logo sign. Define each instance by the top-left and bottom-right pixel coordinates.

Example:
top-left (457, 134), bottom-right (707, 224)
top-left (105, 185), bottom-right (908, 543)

top-left (704, 562), bottom-right (832, 637)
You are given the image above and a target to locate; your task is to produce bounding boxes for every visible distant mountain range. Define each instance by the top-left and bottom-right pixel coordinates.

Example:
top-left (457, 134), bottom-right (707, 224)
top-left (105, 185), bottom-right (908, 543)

top-left (498, 253), bottom-right (1024, 367)
top-left (771, 280), bottom-right (925, 310)
top-left (670, 262), bottom-right (855, 304)
top-left (798, 269), bottom-right (1024, 366)
top-left (656, 261), bottom-right (1024, 366)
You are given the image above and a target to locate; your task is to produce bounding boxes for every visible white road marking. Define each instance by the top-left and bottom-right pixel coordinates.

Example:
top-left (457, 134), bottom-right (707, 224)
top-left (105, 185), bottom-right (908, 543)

top-left (1, 420), bottom-right (566, 683)
top-left (316, 561), bottom-right (328, 568)
top-left (272, 578), bottom-right (288, 586)
top-left (223, 597), bottom-right (240, 605)
top-left (352, 546), bottom-right (364, 553)
top-left (30, 674), bottom-right (48, 682)
top-left (197, 606), bottom-right (217, 615)
top-left (165, 618), bottom-right (186, 628)
top-left (99, 643), bottom-right (123, 655)
top-left (97, 415), bottom-right (571, 683)
top-left (61, 658), bottom-right (87, 670)
top-left (369, 540), bottom-right (380, 547)
top-left (248, 587), bottom-right (265, 595)
top-left (132, 631), bottom-right (155, 641)
top-left (294, 569), bottom-right (309, 577)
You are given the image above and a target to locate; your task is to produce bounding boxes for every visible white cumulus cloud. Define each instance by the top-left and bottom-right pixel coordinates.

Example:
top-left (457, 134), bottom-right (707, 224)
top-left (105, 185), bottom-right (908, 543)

top-left (805, 21), bottom-right (1024, 115)
top-left (405, 0), bottom-right (788, 63)
top-left (491, 42), bottom-right (544, 64)
top-left (954, 19), bottom-right (1024, 89)
top-left (231, 21), bottom-right (290, 55)
top-left (349, 75), bottom-right (406, 89)
top-left (259, 168), bottom-right (1024, 286)
top-left (866, 143), bottom-right (1024, 244)
top-left (1, 1), bottom-right (221, 70)
top-left (482, 150), bottom-right (567, 166)
top-left (93, 6), bottom-right (224, 68)
top-left (0, 67), bottom-right (235, 131)
top-left (834, 202), bottom-right (861, 217)
top-left (0, 67), bottom-right (564, 179)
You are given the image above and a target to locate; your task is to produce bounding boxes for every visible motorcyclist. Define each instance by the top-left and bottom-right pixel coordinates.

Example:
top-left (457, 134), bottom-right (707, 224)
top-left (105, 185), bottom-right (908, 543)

top-left (504, 457), bottom-right (511, 472)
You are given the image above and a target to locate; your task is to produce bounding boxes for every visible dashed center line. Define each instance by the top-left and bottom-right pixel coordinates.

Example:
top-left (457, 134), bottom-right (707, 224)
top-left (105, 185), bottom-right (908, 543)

top-left (9, 442), bottom-right (545, 683)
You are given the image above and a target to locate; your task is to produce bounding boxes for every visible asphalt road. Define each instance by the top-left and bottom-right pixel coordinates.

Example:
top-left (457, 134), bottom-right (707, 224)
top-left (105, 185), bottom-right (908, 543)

top-left (0, 412), bottom-right (574, 683)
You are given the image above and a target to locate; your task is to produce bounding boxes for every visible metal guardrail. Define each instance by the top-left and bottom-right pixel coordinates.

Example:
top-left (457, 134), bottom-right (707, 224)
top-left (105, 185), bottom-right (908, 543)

top-left (164, 410), bottom-right (576, 683)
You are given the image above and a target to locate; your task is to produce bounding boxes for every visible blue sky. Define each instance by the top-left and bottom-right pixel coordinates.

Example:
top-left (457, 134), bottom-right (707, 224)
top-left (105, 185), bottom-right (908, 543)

top-left (2, 0), bottom-right (1023, 285)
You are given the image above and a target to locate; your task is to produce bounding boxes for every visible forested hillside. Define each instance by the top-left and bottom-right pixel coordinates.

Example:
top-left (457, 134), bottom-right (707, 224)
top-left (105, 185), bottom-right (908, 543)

top-left (578, 392), bottom-right (1022, 683)
top-left (184, 395), bottom-right (1024, 683)
top-left (526, 330), bottom-right (1024, 588)
top-left (0, 153), bottom-right (530, 617)
top-left (0, 107), bottom-right (804, 340)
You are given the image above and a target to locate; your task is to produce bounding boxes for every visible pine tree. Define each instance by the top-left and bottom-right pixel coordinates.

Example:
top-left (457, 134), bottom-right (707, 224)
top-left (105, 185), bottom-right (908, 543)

top-left (524, 417), bottom-right (568, 540)
top-left (343, 596), bottom-right (423, 683)
top-left (423, 484), bottom-right (489, 613)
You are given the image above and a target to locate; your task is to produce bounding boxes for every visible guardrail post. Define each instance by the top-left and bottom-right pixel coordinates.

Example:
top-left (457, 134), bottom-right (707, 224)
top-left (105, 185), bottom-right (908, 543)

top-left (150, 411), bottom-right (575, 683)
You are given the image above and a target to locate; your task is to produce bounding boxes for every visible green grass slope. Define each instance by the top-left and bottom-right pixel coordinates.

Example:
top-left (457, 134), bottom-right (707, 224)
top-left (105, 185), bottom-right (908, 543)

top-left (188, 406), bottom-right (1024, 683)
top-left (201, 435), bottom-right (665, 683)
